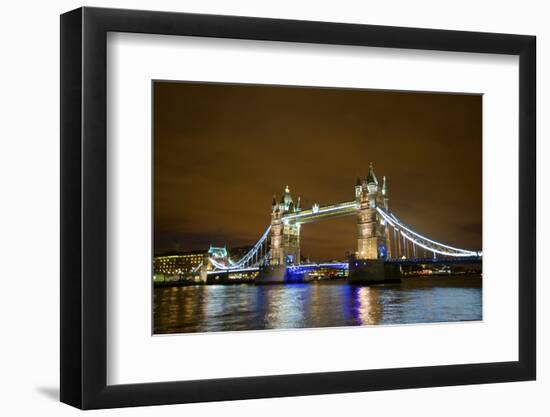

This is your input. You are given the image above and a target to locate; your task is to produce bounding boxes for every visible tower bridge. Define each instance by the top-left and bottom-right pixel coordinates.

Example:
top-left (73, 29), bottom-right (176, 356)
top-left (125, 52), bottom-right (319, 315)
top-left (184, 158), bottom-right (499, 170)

top-left (203, 163), bottom-right (481, 284)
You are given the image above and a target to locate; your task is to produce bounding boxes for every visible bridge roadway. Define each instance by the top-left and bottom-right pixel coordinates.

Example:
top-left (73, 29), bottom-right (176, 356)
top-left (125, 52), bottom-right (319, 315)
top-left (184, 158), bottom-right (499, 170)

top-left (207, 257), bottom-right (481, 276)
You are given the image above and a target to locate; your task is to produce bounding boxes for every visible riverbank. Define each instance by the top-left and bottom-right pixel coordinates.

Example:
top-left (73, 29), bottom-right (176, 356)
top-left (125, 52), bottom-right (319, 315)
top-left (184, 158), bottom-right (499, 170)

top-left (400, 274), bottom-right (482, 287)
top-left (153, 274), bottom-right (481, 288)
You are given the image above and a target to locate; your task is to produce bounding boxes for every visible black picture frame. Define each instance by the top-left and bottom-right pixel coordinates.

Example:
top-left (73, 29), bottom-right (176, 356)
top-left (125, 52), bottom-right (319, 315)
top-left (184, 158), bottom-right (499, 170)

top-left (60, 6), bottom-right (536, 410)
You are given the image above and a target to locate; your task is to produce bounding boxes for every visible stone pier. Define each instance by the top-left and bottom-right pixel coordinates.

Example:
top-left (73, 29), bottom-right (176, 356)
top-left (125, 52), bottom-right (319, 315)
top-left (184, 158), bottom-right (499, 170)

top-left (256, 265), bottom-right (287, 284)
top-left (348, 259), bottom-right (401, 284)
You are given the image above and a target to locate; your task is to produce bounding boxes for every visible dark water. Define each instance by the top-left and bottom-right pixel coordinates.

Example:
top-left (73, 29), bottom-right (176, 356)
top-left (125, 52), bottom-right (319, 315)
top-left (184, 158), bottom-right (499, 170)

top-left (153, 276), bottom-right (482, 334)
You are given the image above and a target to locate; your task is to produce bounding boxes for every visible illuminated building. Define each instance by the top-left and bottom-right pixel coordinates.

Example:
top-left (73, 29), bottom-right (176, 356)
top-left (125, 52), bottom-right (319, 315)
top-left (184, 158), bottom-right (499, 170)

top-left (153, 251), bottom-right (206, 276)
top-left (355, 163), bottom-right (392, 260)
top-left (306, 264), bottom-right (348, 280)
top-left (153, 245), bottom-right (254, 282)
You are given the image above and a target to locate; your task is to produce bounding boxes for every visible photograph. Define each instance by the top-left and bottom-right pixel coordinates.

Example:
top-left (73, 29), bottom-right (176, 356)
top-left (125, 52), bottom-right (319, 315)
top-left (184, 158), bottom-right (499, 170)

top-left (152, 81), bottom-right (483, 334)
top-left (51, 3), bottom-right (538, 412)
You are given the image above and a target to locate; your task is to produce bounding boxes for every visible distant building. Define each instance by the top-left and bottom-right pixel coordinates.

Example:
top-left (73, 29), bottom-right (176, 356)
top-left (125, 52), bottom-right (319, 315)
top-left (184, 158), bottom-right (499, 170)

top-left (153, 250), bottom-right (206, 276)
top-left (306, 265), bottom-right (348, 280)
top-left (153, 245), bottom-right (253, 280)
top-left (207, 246), bottom-right (228, 264)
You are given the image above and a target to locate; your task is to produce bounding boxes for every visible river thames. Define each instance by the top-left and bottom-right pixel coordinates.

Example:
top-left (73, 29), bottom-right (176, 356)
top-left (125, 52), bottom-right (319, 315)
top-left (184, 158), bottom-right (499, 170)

top-left (153, 275), bottom-right (481, 334)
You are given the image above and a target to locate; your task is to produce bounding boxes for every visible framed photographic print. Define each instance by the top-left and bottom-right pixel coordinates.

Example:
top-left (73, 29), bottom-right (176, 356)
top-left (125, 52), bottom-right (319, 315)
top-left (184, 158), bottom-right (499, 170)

top-left (60, 6), bottom-right (536, 409)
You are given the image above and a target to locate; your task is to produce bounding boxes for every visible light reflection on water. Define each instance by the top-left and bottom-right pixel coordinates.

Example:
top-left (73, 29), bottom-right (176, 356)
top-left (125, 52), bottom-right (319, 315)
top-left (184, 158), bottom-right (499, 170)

top-left (153, 276), bottom-right (482, 334)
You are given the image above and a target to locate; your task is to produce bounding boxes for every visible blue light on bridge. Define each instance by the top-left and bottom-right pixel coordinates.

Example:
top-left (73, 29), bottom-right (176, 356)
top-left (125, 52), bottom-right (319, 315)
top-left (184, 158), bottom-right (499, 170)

top-left (285, 255), bottom-right (295, 266)
top-left (284, 262), bottom-right (349, 283)
top-left (378, 243), bottom-right (387, 260)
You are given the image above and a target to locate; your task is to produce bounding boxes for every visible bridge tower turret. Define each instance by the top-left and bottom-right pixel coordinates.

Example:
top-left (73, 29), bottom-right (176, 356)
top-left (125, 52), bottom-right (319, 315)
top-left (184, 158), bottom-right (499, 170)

top-left (381, 175), bottom-right (389, 210)
top-left (355, 177), bottom-right (362, 202)
top-left (366, 162), bottom-right (378, 197)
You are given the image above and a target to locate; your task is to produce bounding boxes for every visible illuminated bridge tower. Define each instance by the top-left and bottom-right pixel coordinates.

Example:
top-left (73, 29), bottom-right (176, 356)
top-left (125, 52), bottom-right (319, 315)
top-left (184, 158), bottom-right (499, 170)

top-left (270, 196), bottom-right (284, 265)
top-left (259, 186), bottom-right (301, 282)
top-left (270, 185), bottom-right (301, 266)
top-left (350, 164), bottom-right (400, 283)
top-left (356, 163), bottom-right (389, 260)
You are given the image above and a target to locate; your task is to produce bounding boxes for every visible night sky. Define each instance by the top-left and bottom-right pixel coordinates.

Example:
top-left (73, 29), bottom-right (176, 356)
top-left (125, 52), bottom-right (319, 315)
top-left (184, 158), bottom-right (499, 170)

top-left (154, 81), bottom-right (482, 260)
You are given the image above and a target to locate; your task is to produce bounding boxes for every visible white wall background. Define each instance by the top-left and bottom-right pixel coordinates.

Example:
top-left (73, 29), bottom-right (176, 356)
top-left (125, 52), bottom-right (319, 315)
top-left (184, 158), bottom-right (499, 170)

top-left (0, 0), bottom-right (546, 415)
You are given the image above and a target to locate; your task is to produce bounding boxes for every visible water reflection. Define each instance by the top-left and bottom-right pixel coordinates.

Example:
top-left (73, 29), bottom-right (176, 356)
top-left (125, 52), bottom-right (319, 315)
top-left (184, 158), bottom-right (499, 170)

top-left (154, 276), bottom-right (482, 334)
top-left (353, 287), bottom-right (381, 325)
